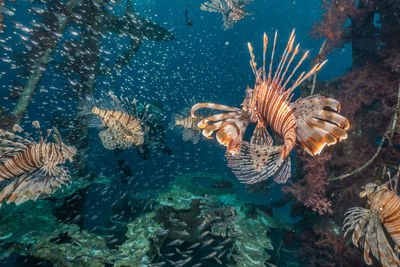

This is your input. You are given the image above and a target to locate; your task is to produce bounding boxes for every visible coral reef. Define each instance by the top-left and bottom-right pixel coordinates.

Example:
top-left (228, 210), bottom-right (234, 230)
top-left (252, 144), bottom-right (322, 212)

top-left (116, 210), bottom-right (163, 266)
top-left (0, 171), bottom-right (286, 266)
top-left (125, 171), bottom-right (282, 266)
top-left (200, 199), bottom-right (238, 238)
top-left (311, 0), bottom-right (358, 55)
top-left (285, 0), bottom-right (400, 265)
top-left (0, 201), bottom-right (118, 266)
top-left (298, 222), bottom-right (365, 267)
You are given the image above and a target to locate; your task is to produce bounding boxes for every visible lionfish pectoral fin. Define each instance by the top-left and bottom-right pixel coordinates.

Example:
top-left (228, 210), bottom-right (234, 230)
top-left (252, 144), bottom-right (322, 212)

top-left (250, 122), bottom-right (273, 146)
top-left (77, 94), bottom-right (96, 116)
top-left (215, 117), bottom-right (249, 156)
top-left (98, 129), bottom-right (120, 150)
top-left (226, 141), bottom-right (287, 184)
top-left (182, 129), bottom-right (195, 142)
top-left (86, 115), bottom-right (104, 128)
top-left (0, 166), bottom-right (71, 206)
top-left (292, 95), bottom-right (350, 156)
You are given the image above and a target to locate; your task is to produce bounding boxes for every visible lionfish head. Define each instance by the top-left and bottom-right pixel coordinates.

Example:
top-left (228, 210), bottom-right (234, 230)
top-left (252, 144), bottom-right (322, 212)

top-left (360, 183), bottom-right (380, 198)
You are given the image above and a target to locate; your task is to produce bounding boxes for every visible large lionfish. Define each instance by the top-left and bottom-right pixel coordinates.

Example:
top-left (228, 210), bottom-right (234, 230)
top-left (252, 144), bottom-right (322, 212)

top-left (80, 92), bottom-right (150, 150)
top-left (0, 121), bottom-right (76, 206)
top-left (200, 0), bottom-right (252, 30)
top-left (191, 30), bottom-right (350, 184)
top-left (343, 172), bottom-right (400, 266)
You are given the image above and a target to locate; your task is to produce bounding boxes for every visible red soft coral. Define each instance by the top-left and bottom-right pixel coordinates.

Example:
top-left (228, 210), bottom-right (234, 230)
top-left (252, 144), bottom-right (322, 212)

top-left (311, 0), bottom-right (358, 55)
top-left (282, 151), bottom-right (333, 215)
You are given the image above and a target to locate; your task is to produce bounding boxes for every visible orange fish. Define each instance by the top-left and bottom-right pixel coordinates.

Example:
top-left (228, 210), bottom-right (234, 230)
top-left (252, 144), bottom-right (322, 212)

top-left (191, 29), bottom-right (349, 184)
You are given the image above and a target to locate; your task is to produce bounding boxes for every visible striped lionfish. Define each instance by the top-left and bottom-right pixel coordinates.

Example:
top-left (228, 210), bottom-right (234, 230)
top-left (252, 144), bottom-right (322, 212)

top-left (191, 30), bottom-right (350, 184)
top-left (170, 99), bottom-right (207, 144)
top-left (171, 114), bottom-right (204, 144)
top-left (200, 0), bottom-right (252, 30)
top-left (0, 121), bottom-right (76, 206)
top-left (343, 171), bottom-right (400, 266)
top-left (80, 92), bottom-right (150, 150)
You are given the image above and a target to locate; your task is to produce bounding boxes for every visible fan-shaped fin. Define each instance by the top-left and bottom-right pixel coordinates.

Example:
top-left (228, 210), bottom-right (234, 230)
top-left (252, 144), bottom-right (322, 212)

top-left (292, 95), bottom-right (350, 156)
top-left (0, 166), bottom-right (71, 207)
top-left (226, 141), bottom-right (285, 184)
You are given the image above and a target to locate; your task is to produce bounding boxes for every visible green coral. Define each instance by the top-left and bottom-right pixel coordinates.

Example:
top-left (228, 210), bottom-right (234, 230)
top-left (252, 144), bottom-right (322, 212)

top-left (116, 210), bottom-right (163, 266)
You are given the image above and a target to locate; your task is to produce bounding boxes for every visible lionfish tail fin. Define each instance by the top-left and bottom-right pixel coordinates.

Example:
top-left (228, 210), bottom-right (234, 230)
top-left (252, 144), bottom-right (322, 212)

top-left (168, 114), bottom-right (182, 129)
top-left (227, 141), bottom-right (288, 184)
top-left (292, 95), bottom-right (350, 156)
top-left (191, 103), bottom-right (248, 155)
top-left (0, 166), bottom-right (71, 206)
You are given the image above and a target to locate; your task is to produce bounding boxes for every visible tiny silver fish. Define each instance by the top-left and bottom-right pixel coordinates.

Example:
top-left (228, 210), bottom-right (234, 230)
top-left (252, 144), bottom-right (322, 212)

top-left (175, 230), bottom-right (190, 237)
top-left (149, 262), bottom-right (166, 267)
top-left (201, 238), bottom-right (214, 248)
top-left (166, 239), bottom-right (184, 246)
top-left (201, 251), bottom-right (217, 260)
top-left (218, 248), bottom-right (228, 258)
top-left (187, 242), bottom-right (200, 250)
top-left (164, 253), bottom-right (175, 257)
top-left (154, 229), bottom-right (169, 236)
top-left (220, 237), bottom-right (232, 245)
top-left (198, 230), bottom-right (210, 240)
top-left (231, 254), bottom-right (244, 261)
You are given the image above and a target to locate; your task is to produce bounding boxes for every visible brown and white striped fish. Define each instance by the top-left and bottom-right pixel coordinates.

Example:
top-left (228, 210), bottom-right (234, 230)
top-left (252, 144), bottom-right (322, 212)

top-left (170, 113), bottom-right (204, 144)
top-left (191, 29), bottom-right (349, 184)
top-left (80, 92), bottom-right (150, 150)
top-left (200, 0), bottom-right (252, 30)
top-left (0, 121), bottom-right (76, 206)
top-left (343, 172), bottom-right (400, 267)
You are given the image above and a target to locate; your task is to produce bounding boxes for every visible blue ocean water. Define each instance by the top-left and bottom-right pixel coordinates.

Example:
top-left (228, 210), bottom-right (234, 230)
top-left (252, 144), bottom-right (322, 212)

top-left (0, 0), bottom-right (355, 266)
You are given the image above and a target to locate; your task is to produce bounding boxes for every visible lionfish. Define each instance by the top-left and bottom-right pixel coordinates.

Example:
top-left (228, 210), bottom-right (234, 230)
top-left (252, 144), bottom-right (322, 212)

top-left (170, 114), bottom-right (204, 144)
top-left (0, 121), bottom-right (76, 206)
top-left (200, 0), bottom-right (252, 30)
top-left (80, 92), bottom-right (150, 150)
top-left (170, 99), bottom-right (207, 144)
top-left (191, 30), bottom-right (350, 184)
top-left (343, 171), bottom-right (400, 266)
